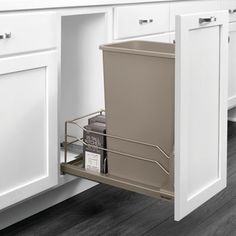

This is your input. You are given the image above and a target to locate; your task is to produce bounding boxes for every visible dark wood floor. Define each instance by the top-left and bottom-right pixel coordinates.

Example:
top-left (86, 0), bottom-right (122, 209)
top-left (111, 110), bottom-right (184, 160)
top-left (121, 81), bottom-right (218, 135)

top-left (2, 122), bottom-right (236, 236)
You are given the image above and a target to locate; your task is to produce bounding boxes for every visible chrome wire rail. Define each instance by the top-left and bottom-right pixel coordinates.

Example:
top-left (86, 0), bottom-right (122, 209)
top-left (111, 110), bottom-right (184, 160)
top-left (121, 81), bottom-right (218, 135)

top-left (64, 110), bottom-right (171, 175)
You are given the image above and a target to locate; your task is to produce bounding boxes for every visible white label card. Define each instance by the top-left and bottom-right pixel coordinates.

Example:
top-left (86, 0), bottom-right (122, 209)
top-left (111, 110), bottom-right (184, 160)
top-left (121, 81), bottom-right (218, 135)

top-left (85, 151), bottom-right (101, 173)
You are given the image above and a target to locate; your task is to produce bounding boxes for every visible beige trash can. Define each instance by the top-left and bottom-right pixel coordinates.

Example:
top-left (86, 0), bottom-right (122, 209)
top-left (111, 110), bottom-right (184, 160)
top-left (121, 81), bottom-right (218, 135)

top-left (100, 41), bottom-right (175, 193)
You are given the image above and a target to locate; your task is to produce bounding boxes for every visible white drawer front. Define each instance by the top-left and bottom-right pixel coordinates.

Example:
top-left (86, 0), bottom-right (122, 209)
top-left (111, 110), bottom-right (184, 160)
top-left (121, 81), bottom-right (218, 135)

top-left (0, 12), bottom-right (57, 56)
top-left (138, 32), bottom-right (171, 43)
top-left (114, 3), bottom-right (169, 39)
top-left (221, 0), bottom-right (236, 22)
top-left (113, 32), bottom-right (171, 43)
top-left (170, 0), bottom-right (220, 31)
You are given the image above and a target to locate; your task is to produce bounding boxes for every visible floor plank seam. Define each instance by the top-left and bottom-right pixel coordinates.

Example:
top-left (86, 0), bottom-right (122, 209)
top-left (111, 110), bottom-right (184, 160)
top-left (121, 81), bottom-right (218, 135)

top-left (187, 195), bottom-right (236, 236)
top-left (59, 196), bottom-right (157, 236)
top-left (141, 215), bottom-right (173, 236)
top-left (0, 185), bottom-right (112, 235)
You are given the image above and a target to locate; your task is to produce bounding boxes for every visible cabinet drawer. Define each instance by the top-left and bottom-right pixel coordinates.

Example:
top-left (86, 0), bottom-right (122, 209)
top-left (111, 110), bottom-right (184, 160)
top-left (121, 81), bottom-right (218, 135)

top-left (0, 12), bottom-right (57, 56)
top-left (221, 0), bottom-right (236, 22)
top-left (114, 3), bottom-right (169, 39)
top-left (170, 0), bottom-right (220, 31)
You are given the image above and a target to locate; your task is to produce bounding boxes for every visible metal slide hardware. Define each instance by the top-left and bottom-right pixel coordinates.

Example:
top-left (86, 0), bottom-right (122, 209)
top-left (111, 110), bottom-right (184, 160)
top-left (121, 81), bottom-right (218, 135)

top-left (199, 16), bottom-right (217, 25)
top-left (64, 110), bottom-right (171, 176)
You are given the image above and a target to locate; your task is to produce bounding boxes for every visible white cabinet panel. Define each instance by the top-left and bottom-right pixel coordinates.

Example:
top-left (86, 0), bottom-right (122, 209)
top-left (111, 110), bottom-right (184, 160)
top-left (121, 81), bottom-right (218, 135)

top-left (0, 51), bottom-right (58, 210)
top-left (175, 11), bottom-right (228, 220)
top-left (170, 1), bottom-right (220, 31)
top-left (228, 23), bottom-right (236, 109)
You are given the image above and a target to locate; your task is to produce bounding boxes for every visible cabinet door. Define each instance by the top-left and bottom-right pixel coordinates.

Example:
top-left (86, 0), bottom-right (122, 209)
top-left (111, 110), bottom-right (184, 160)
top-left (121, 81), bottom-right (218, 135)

top-left (0, 51), bottom-right (58, 210)
top-left (228, 23), bottom-right (236, 109)
top-left (175, 11), bottom-right (228, 220)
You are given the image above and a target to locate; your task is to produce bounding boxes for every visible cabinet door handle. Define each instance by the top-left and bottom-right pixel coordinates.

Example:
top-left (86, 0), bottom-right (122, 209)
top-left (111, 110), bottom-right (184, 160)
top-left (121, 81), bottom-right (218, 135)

top-left (229, 9), bottom-right (236, 14)
top-left (139, 19), bottom-right (153, 25)
top-left (5, 32), bottom-right (11, 39)
top-left (199, 16), bottom-right (216, 24)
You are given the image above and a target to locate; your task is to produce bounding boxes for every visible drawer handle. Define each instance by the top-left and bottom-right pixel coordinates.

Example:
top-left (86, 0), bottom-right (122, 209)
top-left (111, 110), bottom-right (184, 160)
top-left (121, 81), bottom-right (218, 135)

top-left (139, 19), bottom-right (154, 25)
top-left (199, 16), bottom-right (216, 24)
top-left (229, 9), bottom-right (236, 14)
top-left (5, 32), bottom-right (11, 39)
top-left (0, 32), bottom-right (11, 40)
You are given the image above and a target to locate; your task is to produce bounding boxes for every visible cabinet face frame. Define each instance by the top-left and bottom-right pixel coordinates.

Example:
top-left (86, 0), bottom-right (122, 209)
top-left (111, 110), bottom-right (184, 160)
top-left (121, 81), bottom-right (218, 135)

top-left (175, 10), bottom-right (228, 220)
top-left (0, 51), bottom-right (58, 210)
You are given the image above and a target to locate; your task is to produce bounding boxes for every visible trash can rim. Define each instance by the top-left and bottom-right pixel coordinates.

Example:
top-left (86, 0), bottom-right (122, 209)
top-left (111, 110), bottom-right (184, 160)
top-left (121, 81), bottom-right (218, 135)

top-left (100, 40), bottom-right (175, 59)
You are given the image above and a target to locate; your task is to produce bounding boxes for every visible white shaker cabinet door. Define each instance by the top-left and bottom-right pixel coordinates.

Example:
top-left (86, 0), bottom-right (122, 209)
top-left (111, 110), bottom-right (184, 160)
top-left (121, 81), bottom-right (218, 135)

top-left (0, 51), bottom-right (58, 210)
top-left (228, 22), bottom-right (236, 109)
top-left (175, 11), bottom-right (228, 220)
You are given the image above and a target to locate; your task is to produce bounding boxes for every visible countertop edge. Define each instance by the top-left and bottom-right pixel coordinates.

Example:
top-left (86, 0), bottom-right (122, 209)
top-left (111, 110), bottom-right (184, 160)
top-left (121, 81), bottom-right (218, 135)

top-left (0, 0), bottom-right (212, 12)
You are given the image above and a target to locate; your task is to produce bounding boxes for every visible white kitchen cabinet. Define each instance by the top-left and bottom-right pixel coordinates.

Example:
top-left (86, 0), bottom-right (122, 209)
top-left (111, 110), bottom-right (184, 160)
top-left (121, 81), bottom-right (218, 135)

top-left (0, 0), bottom-right (231, 228)
top-left (228, 23), bottom-right (236, 109)
top-left (0, 51), bottom-right (58, 210)
top-left (62, 10), bottom-right (228, 221)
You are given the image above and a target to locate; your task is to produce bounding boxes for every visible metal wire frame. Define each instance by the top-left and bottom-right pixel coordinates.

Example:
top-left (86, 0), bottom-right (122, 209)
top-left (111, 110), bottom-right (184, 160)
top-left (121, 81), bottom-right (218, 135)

top-left (64, 110), bottom-right (171, 176)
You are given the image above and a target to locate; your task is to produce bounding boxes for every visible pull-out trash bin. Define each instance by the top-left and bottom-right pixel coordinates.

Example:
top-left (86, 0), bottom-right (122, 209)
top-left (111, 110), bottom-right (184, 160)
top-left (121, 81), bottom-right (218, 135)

top-left (100, 41), bottom-right (175, 193)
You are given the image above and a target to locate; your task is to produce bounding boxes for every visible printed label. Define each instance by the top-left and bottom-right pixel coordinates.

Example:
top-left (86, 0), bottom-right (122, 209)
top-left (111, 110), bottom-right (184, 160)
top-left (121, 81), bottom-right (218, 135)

top-left (85, 151), bottom-right (101, 173)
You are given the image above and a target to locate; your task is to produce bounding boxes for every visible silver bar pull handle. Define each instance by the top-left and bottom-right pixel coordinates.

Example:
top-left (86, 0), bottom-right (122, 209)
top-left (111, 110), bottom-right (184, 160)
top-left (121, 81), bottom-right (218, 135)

top-left (5, 32), bottom-right (11, 39)
top-left (139, 19), bottom-right (154, 25)
top-left (229, 9), bottom-right (236, 14)
top-left (199, 16), bottom-right (217, 24)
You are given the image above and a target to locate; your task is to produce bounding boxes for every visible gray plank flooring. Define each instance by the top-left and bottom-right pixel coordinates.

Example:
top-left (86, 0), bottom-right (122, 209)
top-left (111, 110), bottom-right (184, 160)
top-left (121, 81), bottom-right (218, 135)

top-left (1, 121), bottom-right (236, 236)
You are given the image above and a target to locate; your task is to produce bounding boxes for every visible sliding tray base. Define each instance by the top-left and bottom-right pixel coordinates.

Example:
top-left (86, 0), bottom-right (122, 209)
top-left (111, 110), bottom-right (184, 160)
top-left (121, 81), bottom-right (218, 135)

top-left (61, 159), bottom-right (174, 200)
